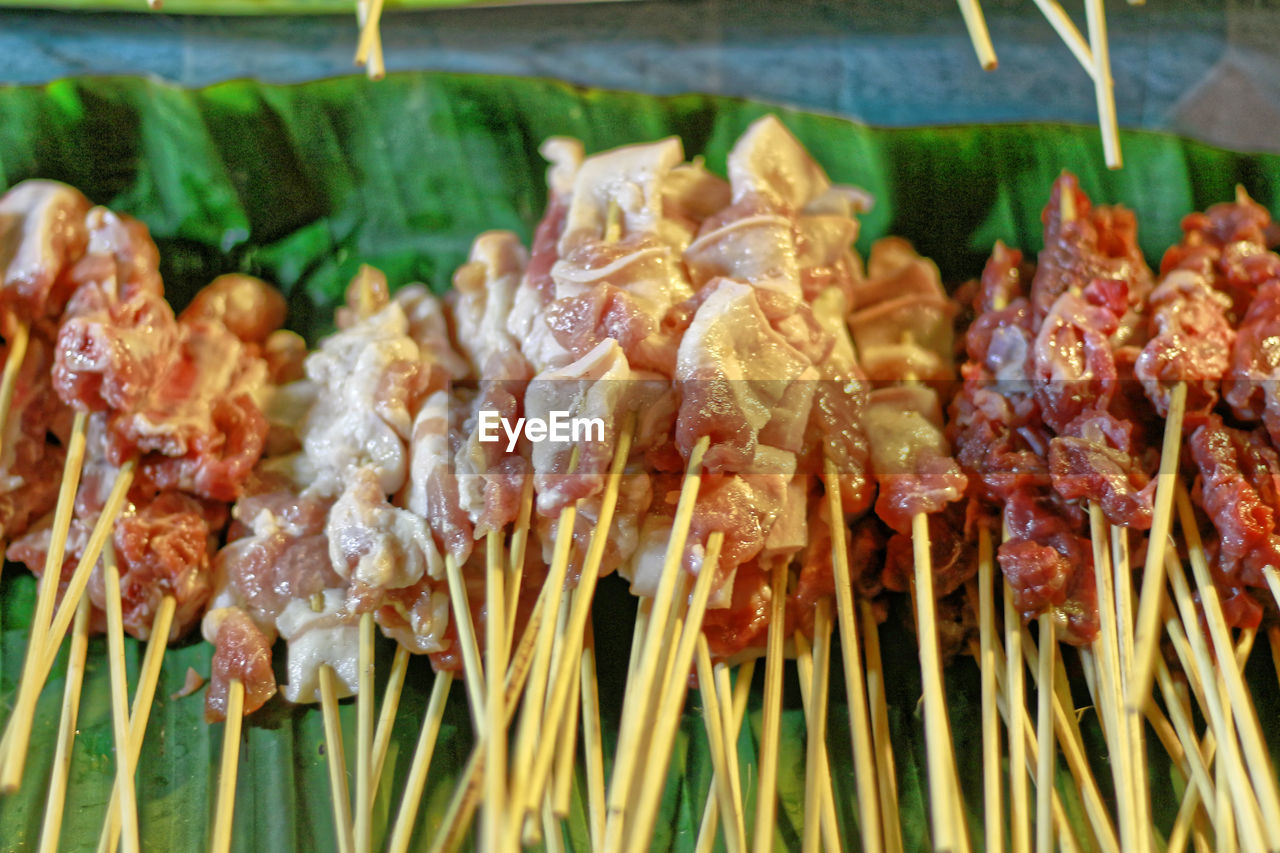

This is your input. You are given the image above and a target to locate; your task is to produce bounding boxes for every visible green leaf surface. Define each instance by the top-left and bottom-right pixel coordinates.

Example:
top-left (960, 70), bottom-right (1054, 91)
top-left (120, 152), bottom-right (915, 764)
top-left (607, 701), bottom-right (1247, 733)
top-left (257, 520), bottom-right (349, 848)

top-left (0, 72), bottom-right (1278, 851)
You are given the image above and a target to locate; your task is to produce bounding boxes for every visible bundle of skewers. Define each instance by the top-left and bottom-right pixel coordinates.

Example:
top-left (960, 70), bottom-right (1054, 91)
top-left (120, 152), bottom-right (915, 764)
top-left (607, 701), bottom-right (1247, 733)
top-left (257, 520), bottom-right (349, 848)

top-left (1, 114), bottom-right (1280, 853)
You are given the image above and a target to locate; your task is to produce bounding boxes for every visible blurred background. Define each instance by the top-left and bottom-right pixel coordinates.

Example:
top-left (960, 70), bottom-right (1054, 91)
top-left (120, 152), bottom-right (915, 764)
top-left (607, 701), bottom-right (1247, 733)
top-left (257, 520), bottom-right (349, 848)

top-left (1, 0), bottom-right (1278, 154)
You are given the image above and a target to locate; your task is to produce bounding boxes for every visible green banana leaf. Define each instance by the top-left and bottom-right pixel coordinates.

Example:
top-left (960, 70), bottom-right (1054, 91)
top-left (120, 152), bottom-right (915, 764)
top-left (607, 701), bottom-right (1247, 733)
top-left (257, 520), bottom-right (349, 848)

top-left (1, 72), bottom-right (1280, 852)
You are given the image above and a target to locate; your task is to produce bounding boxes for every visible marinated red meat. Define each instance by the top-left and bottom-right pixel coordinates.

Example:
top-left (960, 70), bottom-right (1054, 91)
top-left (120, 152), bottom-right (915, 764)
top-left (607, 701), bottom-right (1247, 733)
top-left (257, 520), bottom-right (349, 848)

top-left (0, 180), bottom-right (92, 318)
top-left (1225, 280), bottom-right (1280, 447)
top-left (997, 491), bottom-right (1098, 645)
top-left (1188, 416), bottom-right (1280, 589)
top-left (180, 274), bottom-right (287, 345)
top-left (1134, 268), bottom-right (1235, 419)
top-left (864, 385), bottom-right (967, 535)
top-left (204, 607), bottom-right (277, 723)
top-left (1030, 173), bottom-right (1152, 330)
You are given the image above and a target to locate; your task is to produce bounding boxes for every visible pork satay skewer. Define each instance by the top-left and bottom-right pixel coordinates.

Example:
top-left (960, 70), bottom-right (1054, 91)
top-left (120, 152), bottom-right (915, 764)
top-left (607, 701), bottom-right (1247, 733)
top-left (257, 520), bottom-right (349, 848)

top-left (37, 595), bottom-right (91, 853)
top-left (694, 658), bottom-right (753, 853)
top-left (825, 456), bottom-right (885, 851)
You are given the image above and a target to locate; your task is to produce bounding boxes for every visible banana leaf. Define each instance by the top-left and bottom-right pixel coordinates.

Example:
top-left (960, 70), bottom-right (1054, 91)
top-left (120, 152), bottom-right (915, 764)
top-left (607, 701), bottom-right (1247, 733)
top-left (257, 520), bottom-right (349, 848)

top-left (1, 72), bottom-right (1279, 852)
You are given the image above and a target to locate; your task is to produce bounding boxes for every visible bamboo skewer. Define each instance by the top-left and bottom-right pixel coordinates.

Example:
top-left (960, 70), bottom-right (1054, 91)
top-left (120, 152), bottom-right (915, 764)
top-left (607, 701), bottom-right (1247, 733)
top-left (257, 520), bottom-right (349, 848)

top-left (353, 612), bottom-right (375, 853)
top-left (424, 580), bottom-right (553, 853)
top-left (604, 434), bottom-right (709, 849)
top-left (0, 318), bottom-right (29, 463)
top-left (0, 410), bottom-right (87, 787)
top-left (551, 618), bottom-right (581, 820)
top-left (484, 530), bottom-right (508, 849)
top-left (99, 595), bottom-right (178, 853)
top-left (38, 594), bottom-right (91, 853)
top-left (211, 680), bottom-right (245, 853)
top-left (387, 671), bottom-right (453, 853)
top-left (1163, 546), bottom-right (1268, 850)
top-left (506, 474), bottom-right (536, 646)
top-left (824, 457), bottom-right (884, 852)
top-left (975, 529), bottom-right (1002, 853)
top-left (795, 604), bottom-right (840, 853)
top-left (956, 0), bottom-right (998, 70)
top-left (695, 660), bottom-right (753, 853)
top-left (1130, 381), bottom-right (1187, 705)
top-left (354, 0), bottom-right (386, 80)
top-left (1173, 485), bottom-right (1280, 845)
top-left (1084, 0), bottom-right (1121, 168)
top-left (861, 596), bottom-right (904, 853)
top-left (1034, 614), bottom-right (1056, 853)
top-left (988, 639), bottom-right (1119, 853)
top-left (749, 557), bottom-right (789, 853)
top-left (443, 552), bottom-right (485, 726)
top-left (371, 644), bottom-right (409, 788)
top-left (320, 664), bottom-right (355, 853)
top-left (515, 418), bottom-right (634, 820)
top-left (912, 511), bottom-right (969, 853)
top-left (1005, 580), bottom-right (1030, 853)
top-left (1086, 505), bottom-right (1138, 853)
top-left (509, 502), bottom-right (576, 815)
top-left (623, 532), bottom-right (724, 853)
top-left (980, 618), bottom-right (1086, 853)
top-left (694, 636), bottom-right (742, 853)
top-left (580, 613), bottom-right (607, 849)
top-left (102, 540), bottom-right (140, 853)
top-left (1031, 0), bottom-right (1095, 74)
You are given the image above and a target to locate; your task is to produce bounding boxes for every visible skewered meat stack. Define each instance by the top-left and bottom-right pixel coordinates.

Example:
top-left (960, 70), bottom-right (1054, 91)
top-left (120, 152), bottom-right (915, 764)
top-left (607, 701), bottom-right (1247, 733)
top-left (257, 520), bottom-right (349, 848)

top-left (8, 126), bottom-right (1280, 853)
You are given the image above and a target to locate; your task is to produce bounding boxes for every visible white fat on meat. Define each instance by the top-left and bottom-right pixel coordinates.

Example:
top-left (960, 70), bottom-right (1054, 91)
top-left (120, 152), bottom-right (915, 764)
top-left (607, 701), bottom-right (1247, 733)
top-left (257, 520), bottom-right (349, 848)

top-left (660, 160), bottom-right (731, 251)
top-left (558, 137), bottom-right (684, 251)
top-left (762, 477), bottom-right (808, 561)
top-left (863, 385), bottom-right (950, 478)
top-left (300, 302), bottom-right (420, 497)
top-left (394, 284), bottom-right (470, 383)
top-left (407, 389), bottom-right (474, 564)
top-left (0, 180), bottom-right (91, 310)
top-left (327, 467), bottom-right (441, 591)
top-left (676, 279), bottom-right (818, 469)
top-left (849, 237), bottom-right (956, 383)
top-left (277, 588), bottom-right (359, 702)
top-left (450, 231), bottom-right (531, 379)
top-left (726, 116), bottom-right (831, 211)
top-left (527, 338), bottom-right (633, 515)
top-left (378, 586), bottom-right (451, 655)
top-left (684, 214), bottom-right (801, 299)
